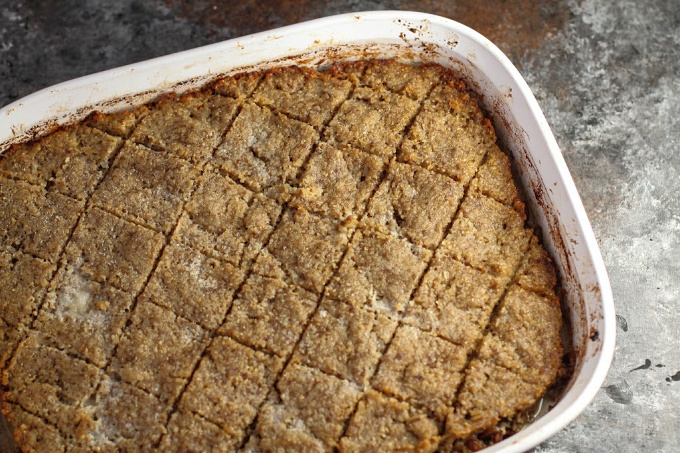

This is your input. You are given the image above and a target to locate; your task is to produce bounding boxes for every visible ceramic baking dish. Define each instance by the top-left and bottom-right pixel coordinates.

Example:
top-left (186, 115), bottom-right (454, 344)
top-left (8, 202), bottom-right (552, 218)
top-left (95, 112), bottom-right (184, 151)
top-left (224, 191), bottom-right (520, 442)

top-left (0, 11), bottom-right (614, 452)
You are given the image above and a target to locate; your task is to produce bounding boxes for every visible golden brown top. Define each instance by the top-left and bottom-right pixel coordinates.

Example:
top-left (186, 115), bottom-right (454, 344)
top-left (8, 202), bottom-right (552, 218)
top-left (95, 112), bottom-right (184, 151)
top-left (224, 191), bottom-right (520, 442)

top-left (0, 59), bottom-right (562, 453)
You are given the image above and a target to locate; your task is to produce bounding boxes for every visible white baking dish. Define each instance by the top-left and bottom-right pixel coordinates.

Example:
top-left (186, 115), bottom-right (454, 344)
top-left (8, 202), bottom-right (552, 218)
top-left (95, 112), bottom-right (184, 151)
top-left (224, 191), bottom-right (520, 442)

top-left (0, 11), bottom-right (614, 452)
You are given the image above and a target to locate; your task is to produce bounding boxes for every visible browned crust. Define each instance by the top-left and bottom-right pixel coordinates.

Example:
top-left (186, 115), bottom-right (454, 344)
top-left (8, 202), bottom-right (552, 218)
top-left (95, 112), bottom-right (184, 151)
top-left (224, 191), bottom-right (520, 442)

top-left (0, 59), bottom-right (564, 452)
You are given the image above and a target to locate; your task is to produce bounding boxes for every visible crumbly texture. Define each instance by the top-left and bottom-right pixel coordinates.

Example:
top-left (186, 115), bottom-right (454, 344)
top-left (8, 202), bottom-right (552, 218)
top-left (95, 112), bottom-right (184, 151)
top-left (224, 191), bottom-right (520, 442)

top-left (252, 208), bottom-right (352, 294)
top-left (0, 176), bottom-right (84, 262)
top-left (213, 101), bottom-right (317, 193)
top-left (291, 142), bottom-right (385, 220)
top-left (212, 71), bottom-right (263, 100)
top-left (109, 301), bottom-right (209, 404)
top-left (446, 285), bottom-right (562, 438)
top-left (63, 207), bottom-right (165, 293)
top-left (253, 66), bottom-right (352, 128)
top-left (219, 274), bottom-right (318, 358)
top-left (253, 364), bottom-right (362, 451)
top-left (86, 106), bottom-right (148, 138)
top-left (159, 410), bottom-right (240, 452)
top-left (292, 297), bottom-right (398, 386)
top-left (0, 60), bottom-right (564, 452)
top-left (143, 243), bottom-right (244, 330)
top-left (3, 404), bottom-right (66, 453)
top-left (87, 377), bottom-right (170, 450)
top-left (177, 336), bottom-right (282, 441)
top-left (490, 286), bottom-right (563, 385)
top-left (468, 145), bottom-right (525, 213)
top-left (91, 141), bottom-right (199, 233)
top-left (442, 193), bottom-right (531, 278)
top-left (325, 225), bottom-right (431, 315)
top-left (34, 265), bottom-right (136, 367)
top-left (404, 252), bottom-right (509, 349)
top-left (0, 126), bottom-right (121, 200)
top-left (3, 335), bottom-right (101, 437)
top-left (372, 325), bottom-right (468, 419)
top-left (0, 250), bottom-right (54, 342)
top-left (325, 60), bottom-right (367, 83)
top-left (324, 86), bottom-right (420, 158)
top-left (340, 390), bottom-right (441, 453)
top-left (399, 81), bottom-right (497, 184)
top-left (515, 235), bottom-right (559, 296)
top-left (364, 160), bottom-right (464, 249)
top-left (131, 91), bottom-right (239, 164)
top-left (174, 167), bottom-right (281, 267)
top-left (362, 59), bottom-right (447, 101)
top-left (0, 323), bottom-right (24, 372)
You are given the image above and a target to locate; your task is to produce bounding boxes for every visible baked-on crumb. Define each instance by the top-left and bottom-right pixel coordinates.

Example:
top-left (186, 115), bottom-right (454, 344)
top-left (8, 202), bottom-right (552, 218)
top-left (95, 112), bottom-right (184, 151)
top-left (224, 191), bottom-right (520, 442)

top-left (0, 60), bottom-right (564, 452)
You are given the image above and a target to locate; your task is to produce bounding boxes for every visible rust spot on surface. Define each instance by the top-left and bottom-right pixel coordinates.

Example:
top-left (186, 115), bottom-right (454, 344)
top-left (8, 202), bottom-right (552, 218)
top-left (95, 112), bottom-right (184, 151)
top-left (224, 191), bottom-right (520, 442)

top-left (156, 0), bottom-right (570, 62)
top-left (157, 0), bottom-right (286, 36)
top-left (399, 0), bottom-right (570, 61)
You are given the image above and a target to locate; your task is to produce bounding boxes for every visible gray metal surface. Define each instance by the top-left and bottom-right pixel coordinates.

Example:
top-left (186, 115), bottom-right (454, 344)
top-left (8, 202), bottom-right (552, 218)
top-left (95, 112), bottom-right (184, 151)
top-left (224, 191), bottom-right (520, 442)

top-left (1, 1), bottom-right (678, 451)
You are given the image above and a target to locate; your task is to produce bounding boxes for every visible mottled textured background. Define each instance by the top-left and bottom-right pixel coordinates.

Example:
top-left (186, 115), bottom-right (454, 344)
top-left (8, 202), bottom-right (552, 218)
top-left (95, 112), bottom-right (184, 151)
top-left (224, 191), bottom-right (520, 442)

top-left (1, 0), bottom-right (678, 451)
